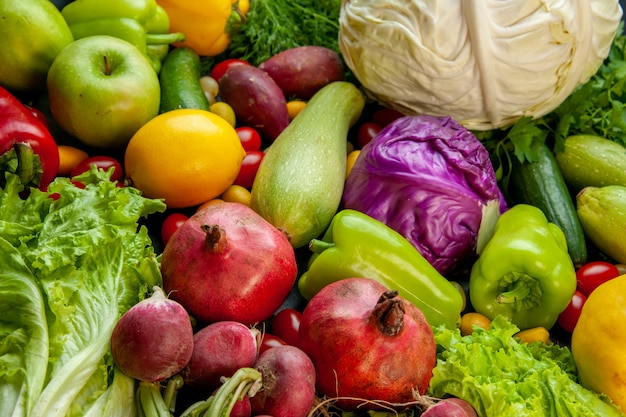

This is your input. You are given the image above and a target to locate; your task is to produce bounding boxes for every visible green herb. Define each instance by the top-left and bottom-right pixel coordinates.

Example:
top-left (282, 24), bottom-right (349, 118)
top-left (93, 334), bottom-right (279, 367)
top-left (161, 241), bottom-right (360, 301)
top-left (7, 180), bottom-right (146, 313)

top-left (476, 24), bottom-right (626, 177)
top-left (202, 0), bottom-right (342, 70)
top-left (429, 316), bottom-right (625, 417)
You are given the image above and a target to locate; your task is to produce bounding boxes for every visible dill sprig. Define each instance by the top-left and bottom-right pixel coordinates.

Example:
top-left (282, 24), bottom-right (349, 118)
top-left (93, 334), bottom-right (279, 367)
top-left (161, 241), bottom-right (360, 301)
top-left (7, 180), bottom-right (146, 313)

top-left (202, 0), bottom-right (342, 71)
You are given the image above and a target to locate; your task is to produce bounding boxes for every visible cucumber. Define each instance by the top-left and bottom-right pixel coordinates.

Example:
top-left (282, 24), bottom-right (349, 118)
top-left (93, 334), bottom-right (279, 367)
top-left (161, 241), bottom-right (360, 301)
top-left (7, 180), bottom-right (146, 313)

top-left (509, 141), bottom-right (587, 266)
top-left (555, 134), bottom-right (626, 192)
top-left (159, 47), bottom-right (210, 113)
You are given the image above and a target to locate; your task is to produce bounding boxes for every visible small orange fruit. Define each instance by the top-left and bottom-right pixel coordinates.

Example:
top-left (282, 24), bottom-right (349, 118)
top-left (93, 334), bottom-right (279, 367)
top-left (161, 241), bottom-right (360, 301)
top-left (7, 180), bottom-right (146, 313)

top-left (124, 109), bottom-right (245, 208)
top-left (57, 145), bottom-right (89, 176)
top-left (460, 312), bottom-right (492, 336)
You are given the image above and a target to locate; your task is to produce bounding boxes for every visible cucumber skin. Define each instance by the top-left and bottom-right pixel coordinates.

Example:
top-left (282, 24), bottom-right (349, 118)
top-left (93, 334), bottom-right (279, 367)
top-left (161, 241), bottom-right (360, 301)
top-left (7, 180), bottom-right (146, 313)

top-left (159, 47), bottom-right (210, 113)
top-left (509, 141), bottom-right (587, 266)
top-left (555, 134), bottom-right (626, 192)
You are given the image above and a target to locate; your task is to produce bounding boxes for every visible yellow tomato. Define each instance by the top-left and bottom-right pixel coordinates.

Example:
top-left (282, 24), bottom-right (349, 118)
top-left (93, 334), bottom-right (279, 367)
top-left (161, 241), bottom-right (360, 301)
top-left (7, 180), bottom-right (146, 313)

top-left (57, 145), bottom-right (89, 176)
top-left (124, 109), bottom-right (245, 208)
top-left (221, 184), bottom-right (252, 206)
top-left (460, 312), bottom-right (491, 336)
top-left (346, 150), bottom-right (360, 178)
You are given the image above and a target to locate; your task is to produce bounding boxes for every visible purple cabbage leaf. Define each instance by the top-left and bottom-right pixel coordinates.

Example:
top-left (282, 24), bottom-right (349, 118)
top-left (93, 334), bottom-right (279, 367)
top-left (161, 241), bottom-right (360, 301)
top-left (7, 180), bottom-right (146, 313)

top-left (343, 115), bottom-right (506, 276)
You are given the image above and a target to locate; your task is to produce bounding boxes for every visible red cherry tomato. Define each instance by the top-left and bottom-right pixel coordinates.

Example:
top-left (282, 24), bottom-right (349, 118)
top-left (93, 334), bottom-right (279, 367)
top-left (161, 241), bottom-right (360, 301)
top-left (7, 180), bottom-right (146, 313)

top-left (234, 150), bottom-right (264, 189)
top-left (258, 333), bottom-right (287, 355)
top-left (371, 107), bottom-right (404, 126)
top-left (70, 155), bottom-right (123, 182)
top-left (557, 290), bottom-right (587, 333)
top-left (210, 58), bottom-right (250, 82)
top-left (356, 121), bottom-right (382, 148)
top-left (576, 261), bottom-right (620, 296)
top-left (271, 308), bottom-right (302, 347)
top-left (160, 212), bottom-right (189, 246)
top-left (236, 126), bottom-right (262, 152)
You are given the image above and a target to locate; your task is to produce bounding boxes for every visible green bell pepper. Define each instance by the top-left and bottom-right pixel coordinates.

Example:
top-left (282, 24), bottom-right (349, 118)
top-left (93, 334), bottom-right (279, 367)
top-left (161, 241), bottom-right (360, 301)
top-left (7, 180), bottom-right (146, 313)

top-left (469, 204), bottom-right (577, 331)
top-left (61, 0), bottom-right (184, 73)
top-left (298, 209), bottom-right (465, 329)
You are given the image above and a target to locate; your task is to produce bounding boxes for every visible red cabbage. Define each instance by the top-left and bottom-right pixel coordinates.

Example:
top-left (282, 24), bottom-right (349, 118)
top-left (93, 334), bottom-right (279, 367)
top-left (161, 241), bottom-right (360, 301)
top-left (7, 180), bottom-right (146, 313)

top-left (343, 115), bottom-right (505, 276)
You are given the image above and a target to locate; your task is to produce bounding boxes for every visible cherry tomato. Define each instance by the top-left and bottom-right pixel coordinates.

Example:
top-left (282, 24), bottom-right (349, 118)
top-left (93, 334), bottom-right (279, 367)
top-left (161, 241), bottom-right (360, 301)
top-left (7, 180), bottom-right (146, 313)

top-left (271, 308), bottom-right (302, 347)
top-left (210, 58), bottom-right (250, 82)
top-left (557, 290), bottom-right (587, 333)
top-left (234, 150), bottom-right (264, 189)
top-left (70, 155), bottom-right (123, 182)
top-left (371, 107), bottom-right (404, 126)
top-left (235, 126), bottom-right (262, 152)
top-left (576, 261), bottom-right (620, 296)
top-left (356, 121), bottom-right (382, 148)
top-left (160, 212), bottom-right (189, 246)
top-left (258, 333), bottom-right (287, 355)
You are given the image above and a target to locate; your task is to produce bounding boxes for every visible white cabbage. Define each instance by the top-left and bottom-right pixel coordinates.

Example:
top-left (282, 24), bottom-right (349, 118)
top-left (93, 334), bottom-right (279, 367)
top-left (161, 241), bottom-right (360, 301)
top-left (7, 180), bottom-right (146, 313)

top-left (339, 0), bottom-right (623, 130)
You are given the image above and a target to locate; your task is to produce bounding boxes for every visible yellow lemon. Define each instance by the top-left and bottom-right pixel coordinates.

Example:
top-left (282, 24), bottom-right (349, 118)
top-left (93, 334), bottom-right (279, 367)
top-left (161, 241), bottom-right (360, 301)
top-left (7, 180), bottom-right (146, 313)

top-left (124, 109), bottom-right (245, 208)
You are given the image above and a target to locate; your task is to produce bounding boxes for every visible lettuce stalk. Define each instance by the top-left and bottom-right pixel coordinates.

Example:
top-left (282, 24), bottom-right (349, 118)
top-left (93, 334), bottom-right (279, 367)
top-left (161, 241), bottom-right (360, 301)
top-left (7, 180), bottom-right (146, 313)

top-left (0, 168), bottom-right (166, 417)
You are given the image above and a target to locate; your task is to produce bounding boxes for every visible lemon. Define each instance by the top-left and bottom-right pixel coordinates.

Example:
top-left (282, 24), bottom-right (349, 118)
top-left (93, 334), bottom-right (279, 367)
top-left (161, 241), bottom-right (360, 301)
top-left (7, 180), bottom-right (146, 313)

top-left (124, 109), bottom-right (245, 208)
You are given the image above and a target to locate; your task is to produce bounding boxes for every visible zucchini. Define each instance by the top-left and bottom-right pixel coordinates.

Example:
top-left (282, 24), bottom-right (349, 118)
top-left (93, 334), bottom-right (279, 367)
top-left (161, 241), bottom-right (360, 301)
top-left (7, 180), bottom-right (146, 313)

top-left (509, 141), bottom-right (587, 266)
top-left (555, 134), bottom-right (626, 192)
top-left (159, 47), bottom-right (210, 113)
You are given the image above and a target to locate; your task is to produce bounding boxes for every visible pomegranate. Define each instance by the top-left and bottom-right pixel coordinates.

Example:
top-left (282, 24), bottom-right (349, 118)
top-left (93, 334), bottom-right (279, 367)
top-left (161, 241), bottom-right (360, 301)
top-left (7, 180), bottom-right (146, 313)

top-left (161, 202), bottom-right (298, 325)
top-left (299, 277), bottom-right (437, 411)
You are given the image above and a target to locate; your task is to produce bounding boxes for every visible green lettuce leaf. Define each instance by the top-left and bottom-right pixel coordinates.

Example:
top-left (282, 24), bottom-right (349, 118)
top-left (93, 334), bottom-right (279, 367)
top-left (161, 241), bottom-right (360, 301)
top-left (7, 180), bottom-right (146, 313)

top-left (428, 316), bottom-right (624, 417)
top-left (0, 238), bottom-right (48, 417)
top-left (0, 168), bottom-right (166, 417)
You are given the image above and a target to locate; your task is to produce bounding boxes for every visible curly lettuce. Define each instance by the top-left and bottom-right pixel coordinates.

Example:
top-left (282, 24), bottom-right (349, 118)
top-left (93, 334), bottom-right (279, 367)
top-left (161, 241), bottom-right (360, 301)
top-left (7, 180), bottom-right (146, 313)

top-left (0, 168), bottom-right (165, 417)
top-left (429, 316), bottom-right (625, 417)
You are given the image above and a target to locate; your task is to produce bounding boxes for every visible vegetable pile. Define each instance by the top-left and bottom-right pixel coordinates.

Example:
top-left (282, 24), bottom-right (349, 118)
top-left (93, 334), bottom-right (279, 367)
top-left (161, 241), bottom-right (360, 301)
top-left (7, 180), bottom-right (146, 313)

top-left (3, 0), bottom-right (626, 416)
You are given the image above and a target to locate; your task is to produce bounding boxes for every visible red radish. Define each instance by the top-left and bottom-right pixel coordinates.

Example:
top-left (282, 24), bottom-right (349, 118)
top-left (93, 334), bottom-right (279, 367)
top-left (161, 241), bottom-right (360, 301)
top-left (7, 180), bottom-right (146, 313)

top-left (110, 286), bottom-right (194, 382)
top-left (421, 398), bottom-right (478, 417)
top-left (161, 202), bottom-right (298, 325)
top-left (182, 321), bottom-right (260, 391)
top-left (249, 345), bottom-right (316, 417)
top-left (299, 277), bottom-right (437, 411)
top-left (229, 395), bottom-right (252, 417)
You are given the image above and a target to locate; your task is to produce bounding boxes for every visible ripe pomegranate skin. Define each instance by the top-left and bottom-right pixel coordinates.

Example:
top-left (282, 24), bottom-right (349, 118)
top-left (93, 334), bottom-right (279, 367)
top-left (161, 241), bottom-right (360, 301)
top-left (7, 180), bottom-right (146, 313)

top-left (299, 277), bottom-right (437, 411)
top-left (161, 202), bottom-right (298, 326)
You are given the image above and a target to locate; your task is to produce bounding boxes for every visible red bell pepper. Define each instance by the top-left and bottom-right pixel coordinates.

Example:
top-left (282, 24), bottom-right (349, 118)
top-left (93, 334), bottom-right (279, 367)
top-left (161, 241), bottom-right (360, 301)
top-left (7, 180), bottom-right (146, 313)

top-left (0, 86), bottom-right (59, 189)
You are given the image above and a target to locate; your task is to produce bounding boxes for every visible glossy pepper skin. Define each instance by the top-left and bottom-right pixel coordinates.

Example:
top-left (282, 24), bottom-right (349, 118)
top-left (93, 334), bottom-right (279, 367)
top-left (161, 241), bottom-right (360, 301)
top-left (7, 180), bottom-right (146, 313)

top-left (156, 0), bottom-right (248, 56)
top-left (0, 86), bottom-right (59, 189)
top-left (298, 209), bottom-right (464, 329)
top-left (469, 204), bottom-right (576, 330)
top-left (61, 0), bottom-right (184, 72)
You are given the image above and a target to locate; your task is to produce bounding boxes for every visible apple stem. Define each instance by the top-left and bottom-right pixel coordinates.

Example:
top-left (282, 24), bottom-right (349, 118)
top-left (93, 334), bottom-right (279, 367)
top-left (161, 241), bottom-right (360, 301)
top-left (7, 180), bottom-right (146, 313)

top-left (102, 54), bottom-right (112, 76)
top-left (146, 32), bottom-right (186, 45)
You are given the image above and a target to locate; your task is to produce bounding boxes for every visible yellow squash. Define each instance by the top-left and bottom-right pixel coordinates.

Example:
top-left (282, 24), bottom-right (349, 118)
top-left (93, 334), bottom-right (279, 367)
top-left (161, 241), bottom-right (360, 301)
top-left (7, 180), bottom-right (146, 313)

top-left (571, 274), bottom-right (626, 412)
top-left (156, 0), bottom-right (248, 56)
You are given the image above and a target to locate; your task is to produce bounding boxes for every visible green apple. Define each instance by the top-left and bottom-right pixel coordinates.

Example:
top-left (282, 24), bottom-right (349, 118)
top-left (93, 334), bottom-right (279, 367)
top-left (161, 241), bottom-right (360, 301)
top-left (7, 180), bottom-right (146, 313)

top-left (47, 35), bottom-right (160, 149)
top-left (0, 0), bottom-right (74, 91)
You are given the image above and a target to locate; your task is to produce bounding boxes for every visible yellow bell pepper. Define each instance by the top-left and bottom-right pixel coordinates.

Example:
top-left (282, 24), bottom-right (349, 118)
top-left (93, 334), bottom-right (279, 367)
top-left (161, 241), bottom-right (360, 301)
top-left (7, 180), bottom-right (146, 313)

top-left (571, 274), bottom-right (626, 413)
top-left (156, 0), bottom-right (247, 56)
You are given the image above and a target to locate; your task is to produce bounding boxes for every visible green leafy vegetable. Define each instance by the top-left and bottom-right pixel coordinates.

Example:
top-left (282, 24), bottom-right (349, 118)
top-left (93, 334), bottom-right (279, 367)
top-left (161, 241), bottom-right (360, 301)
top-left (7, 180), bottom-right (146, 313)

top-left (203, 0), bottom-right (342, 69)
top-left (429, 316), bottom-right (625, 417)
top-left (0, 168), bottom-right (165, 417)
